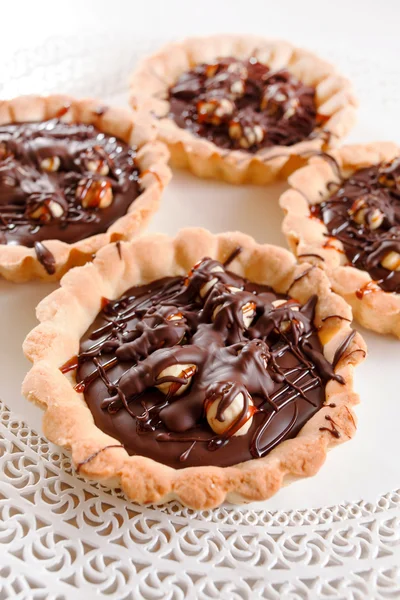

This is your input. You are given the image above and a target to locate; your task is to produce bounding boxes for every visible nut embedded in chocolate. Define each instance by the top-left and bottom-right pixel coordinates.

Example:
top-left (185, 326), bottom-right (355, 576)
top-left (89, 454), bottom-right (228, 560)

top-left (198, 264), bottom-right (224, 297)
top-left (228, 120), bottom-right (264, 149)
top-left (26, 197), bottom-right (65, 222)
top-left (212, 288), bottom-right (256, 328)
top-left (156, 364), bottom-right (197, 396)
top-left (197, 98), bottom-right (234, 126)
top-left (40, 156), bottom-right (61, 172)
top-left (206, 386), bottom-right (254, 437)
top-left (272, 299), bottom-right (301, 333)
top-left (76, 178), bottom-right (113, 209)
top-left (348, 196), bottom-right (384, 230)
top-left (87, 159), bottom-right (110, 176)
top-left (381, 251), bottom-right (400, 271)
top-left (229, 79), bottom-right (245, 97)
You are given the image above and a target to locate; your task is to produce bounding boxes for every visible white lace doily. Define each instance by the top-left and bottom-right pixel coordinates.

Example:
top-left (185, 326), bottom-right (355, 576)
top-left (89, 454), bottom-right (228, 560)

top-left (1, 399), bottom-right (399, 600)
top-left (1, 8), bottom-right (400, 599)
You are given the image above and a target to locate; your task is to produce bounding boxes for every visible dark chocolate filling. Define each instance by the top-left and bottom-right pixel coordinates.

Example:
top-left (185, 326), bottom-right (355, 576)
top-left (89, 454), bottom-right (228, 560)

top-left (65, 253), bottom-right (348, 469)
top-left (167, 57), bottom-right (317, 153)
top-left (317, 158), bottom-right (400, 293)
top-left (0, 119), bottom-right (141, 248)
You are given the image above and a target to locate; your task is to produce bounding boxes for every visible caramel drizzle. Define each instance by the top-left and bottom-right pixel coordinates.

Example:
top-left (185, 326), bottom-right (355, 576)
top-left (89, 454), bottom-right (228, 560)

top-left (62, 258), bottom-right (350, 464)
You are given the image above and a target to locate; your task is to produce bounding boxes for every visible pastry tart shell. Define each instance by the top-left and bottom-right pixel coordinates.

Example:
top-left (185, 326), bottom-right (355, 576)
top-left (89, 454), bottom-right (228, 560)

top-left (23, 228), bottom-right (366, 509)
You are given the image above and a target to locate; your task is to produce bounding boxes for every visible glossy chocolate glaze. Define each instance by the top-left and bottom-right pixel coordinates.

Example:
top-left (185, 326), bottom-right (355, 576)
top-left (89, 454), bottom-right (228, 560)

top-left (168, 57), bottom-right (317, 153)
top-left (69, 255), bottom-right (347, 469)
top-left (0, 120), bottom-right (140, 247)
top-left (318, 159), bottom-right (400, 293)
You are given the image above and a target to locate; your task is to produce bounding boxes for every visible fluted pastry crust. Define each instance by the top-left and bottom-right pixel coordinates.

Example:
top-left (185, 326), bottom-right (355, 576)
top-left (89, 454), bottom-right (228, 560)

top-left (130, 35), bottom-right (357, 184)
top-left (23, 228), bottom-right (366, 509)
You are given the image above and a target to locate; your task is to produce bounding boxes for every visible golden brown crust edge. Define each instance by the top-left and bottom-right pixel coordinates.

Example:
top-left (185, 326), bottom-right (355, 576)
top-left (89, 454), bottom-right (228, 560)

top-left (280, 142), bottom-right (400, 338)
top-left (22, 227), bottom-right (366, 509)
top-left (129, 34), bottom-right (357, 185)
top-left (0, 95), bottom-right (172, 282)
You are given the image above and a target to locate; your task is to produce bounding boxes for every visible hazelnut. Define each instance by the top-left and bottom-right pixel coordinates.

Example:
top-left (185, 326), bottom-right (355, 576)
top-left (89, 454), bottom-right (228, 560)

top-left (228, 121), bottom-right (264, 149)
top-left (197, 98), bottom-right (234, 126)
top-left (349, 198), bottom-right (384, 229)
top-left (156, 364), bottom-right (197, 396)
top-left (40, 156), bottom-right (61, 172)
top-left (28, 199), bottom-right (64, 222)
top-left (272, 300), bottom-right (287, 308)
top-left (381, 251), bottom-right (400, 271)
top-left (76, 179), bottom-right (113, 209)
top-left (166, 312), bottom-right (185, 322)
top-left (260, 88), bottom-right (288, 111)
top-left (369, 209), bottom-right (385, 229)
top-left (230, 80), bottom-right (245, 97)
top-left (272, 299), bottom-right (300, 333)
top-left (354, 208), bottom-right (384, 229)
top-left (260, 86), bottom-right (299, 119)
top-left (242, 301), bottom-right (257, 328)
top-left (87, 159), bottom-right (109, 176)
top-left (0, 142), bottom-right (11, 160)
top-left (205, 63), bottom-right (219, 78)
top-left (228, 121), bottom-right (242, 140)
top-left (378, 160), bottom-right (400, 188)
top-left (199, 265), bottom-right (224, 298)
top-left (206, 387), bottom-right (254, 436)
top-left (213, 292), bottom-right (256, 328)
top-left (227, 62), bottom-right (248, 78)
top-left (283, 98), bottom-right (300, 120)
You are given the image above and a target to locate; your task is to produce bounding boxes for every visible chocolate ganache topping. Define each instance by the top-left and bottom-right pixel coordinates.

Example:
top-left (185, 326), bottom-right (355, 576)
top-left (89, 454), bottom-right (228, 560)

top-left (168, 57), bottom-right (317, 153)
top-left (64, 252), bottom-right (350, 469)
top-left (0, 119), bottom-right (140, 250)
top-left (317, 158), bottom-right (400, 293)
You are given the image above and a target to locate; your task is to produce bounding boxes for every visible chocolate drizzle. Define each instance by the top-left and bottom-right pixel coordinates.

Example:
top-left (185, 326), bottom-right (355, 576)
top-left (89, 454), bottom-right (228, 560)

top-left (319, 415), bottom-right (340, 439)
top-left (317, 159), bottom-right (400, 293)
top-left (76, 444), bottom-right (124, 472)
top-left (34, 241), bottom-right (56, 275)
top-left (64, 257), bottom-right (351, 469)
top-left (0, 119), bottom-right (141, 247)
top-left (168, 57), bottom-right (317, 153)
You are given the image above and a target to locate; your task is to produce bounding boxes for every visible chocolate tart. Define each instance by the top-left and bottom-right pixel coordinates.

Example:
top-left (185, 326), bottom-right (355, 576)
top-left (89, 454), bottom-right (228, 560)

top-left (280, 142), bottom-right (400, 338)
top-left (23, 228), bottom-right (365, 509)
top-left (130, 35), bottom-right (357, 184)
top-left (0, 95), bottom-right (171, 282)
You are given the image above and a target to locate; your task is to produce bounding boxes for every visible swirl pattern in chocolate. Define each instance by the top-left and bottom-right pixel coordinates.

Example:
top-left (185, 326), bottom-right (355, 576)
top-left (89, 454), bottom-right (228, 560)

top-left (317, 158), bottom-right (400, 293)
top-left (168, 57), bottom-right (317, 153)
top-left (67, 253), bottom-right (347, 469)
top-left (0, 119), bottom-right (141, 249)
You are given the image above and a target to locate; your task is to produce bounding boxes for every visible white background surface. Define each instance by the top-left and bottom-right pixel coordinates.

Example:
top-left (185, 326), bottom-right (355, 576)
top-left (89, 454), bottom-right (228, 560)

top-left (0, 2), bottom-right (399, 598)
